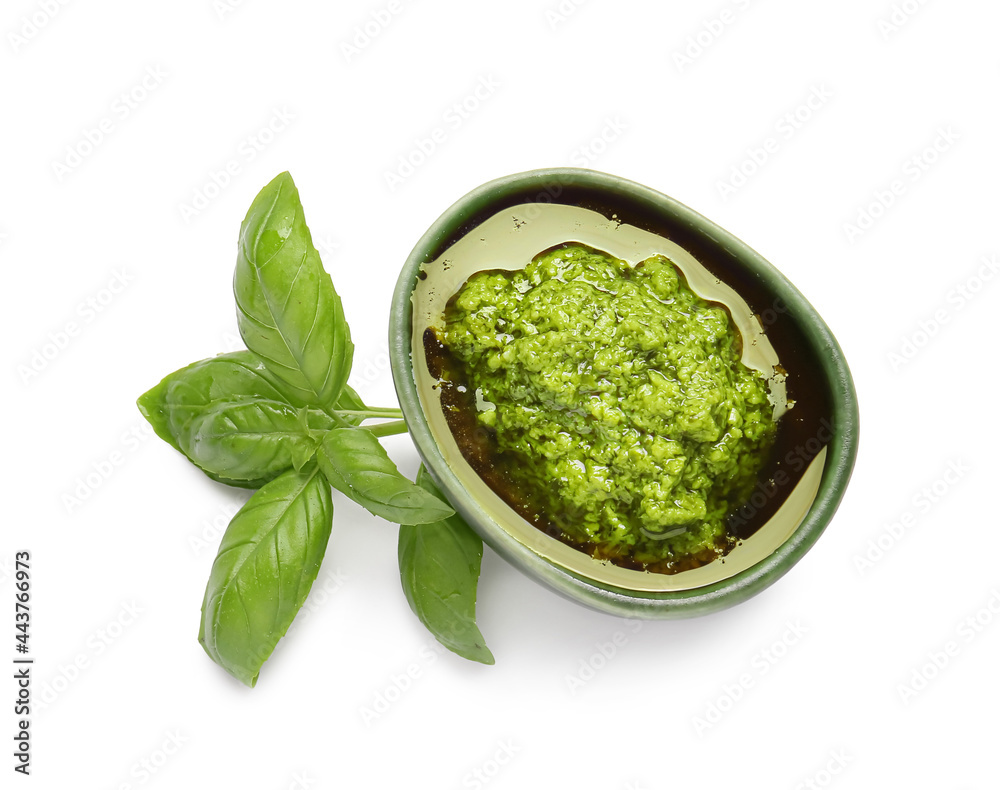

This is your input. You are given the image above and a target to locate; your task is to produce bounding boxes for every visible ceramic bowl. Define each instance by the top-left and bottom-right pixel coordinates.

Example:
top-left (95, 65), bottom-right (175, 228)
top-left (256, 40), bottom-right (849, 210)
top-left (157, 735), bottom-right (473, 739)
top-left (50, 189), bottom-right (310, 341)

top-left (389, 168), bottom-right (859, 618)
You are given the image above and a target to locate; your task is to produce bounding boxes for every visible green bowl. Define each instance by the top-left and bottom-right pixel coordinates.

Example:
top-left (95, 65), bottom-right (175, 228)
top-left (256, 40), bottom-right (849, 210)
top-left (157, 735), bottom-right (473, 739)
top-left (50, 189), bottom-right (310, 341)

top-left (389, 168), bottom-right (859, 618)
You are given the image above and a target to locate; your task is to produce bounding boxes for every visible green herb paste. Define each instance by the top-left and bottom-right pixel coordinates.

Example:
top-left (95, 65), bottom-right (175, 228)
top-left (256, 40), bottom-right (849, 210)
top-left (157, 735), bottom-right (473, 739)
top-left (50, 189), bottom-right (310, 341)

top-left (438, 243), bottom-right (776, 571)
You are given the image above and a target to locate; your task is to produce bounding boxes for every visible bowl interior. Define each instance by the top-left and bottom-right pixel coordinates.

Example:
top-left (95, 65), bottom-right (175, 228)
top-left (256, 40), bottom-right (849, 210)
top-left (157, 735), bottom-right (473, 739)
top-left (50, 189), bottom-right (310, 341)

top-left (391, 169), bottom-right (857, 613)
top-left (409, 201), bottom-right (826, 592)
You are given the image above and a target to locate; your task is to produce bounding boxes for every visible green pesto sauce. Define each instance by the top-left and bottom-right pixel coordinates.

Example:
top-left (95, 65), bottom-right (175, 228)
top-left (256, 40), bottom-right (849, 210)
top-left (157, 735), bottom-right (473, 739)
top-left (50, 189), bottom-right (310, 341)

top-left (440, 243), bottom-right (776, 571)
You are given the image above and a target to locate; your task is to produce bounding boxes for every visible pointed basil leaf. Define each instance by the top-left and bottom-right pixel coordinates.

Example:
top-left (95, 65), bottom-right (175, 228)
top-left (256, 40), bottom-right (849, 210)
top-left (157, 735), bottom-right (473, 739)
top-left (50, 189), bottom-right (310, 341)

top-left (137, 351), bottom-right (337, 486)
top-left (199, 465), bottom-right (333, 687)
top-left (316, 428), bottom-right (454, 525)
top-left (234, 171), bottom-right (353, 409)
top-left (398, 466), bottom-right (494, 665)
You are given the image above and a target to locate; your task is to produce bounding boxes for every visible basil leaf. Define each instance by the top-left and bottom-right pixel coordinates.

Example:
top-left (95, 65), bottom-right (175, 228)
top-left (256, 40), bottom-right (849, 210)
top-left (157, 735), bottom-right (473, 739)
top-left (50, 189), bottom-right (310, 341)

top-left (398, 466), bottom-right (494, 665)
top-left (234, 171), bottom-right (353, 409)
top-left (198, 465), bottom-right (333, 687)
top-left (186, 400), bottom-right (323, 482)
top-left (138, 351), bottom-right (285, 452)
top-left (316, 428), bottom-right (454, 525)
top-left (289, 435), bottom-right (319, 472)
top-left (137, 351), bottom-right (337, 486)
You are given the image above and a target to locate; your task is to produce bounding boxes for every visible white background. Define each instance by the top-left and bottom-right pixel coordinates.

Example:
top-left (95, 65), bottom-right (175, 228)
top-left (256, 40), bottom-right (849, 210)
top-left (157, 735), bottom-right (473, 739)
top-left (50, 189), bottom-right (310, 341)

top-left (4, 0), bottom-right (998, 787)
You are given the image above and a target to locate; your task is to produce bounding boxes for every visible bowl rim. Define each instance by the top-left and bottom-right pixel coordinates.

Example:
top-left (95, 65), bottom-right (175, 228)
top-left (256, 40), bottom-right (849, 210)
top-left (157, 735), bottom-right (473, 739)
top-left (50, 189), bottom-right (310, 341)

top-left (389, 167), bottom-right (860, 618)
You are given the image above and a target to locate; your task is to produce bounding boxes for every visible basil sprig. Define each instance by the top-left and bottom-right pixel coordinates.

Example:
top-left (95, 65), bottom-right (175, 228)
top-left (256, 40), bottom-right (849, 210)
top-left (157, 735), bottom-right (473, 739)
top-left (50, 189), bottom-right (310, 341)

top-left (138, 172), bottom-right (492, 686)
